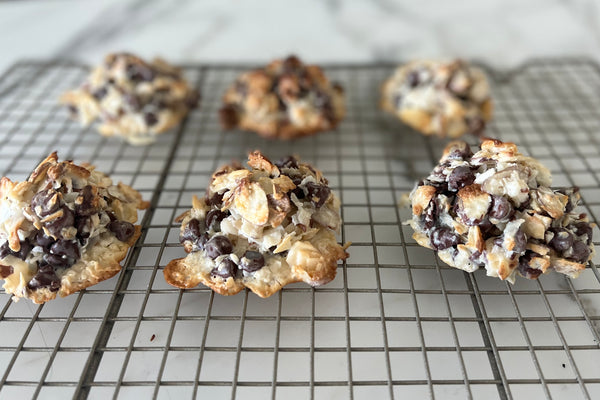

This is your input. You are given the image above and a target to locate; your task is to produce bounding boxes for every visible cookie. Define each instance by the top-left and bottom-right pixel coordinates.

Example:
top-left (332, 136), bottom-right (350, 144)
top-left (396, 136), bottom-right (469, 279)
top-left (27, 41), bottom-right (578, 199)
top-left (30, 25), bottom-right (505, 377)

top-left (408, 139), bottom-right (595, 282)
top-left (0, 152), bottom-right (149, 303)
top-left (381, 60), bottom-right (493, 138)
top-left (61, 52), bottom-right (200, 145)
top-left (219, 55), bottom-right (345, 139)
top-left (164, 151), bottom-right (348, 297)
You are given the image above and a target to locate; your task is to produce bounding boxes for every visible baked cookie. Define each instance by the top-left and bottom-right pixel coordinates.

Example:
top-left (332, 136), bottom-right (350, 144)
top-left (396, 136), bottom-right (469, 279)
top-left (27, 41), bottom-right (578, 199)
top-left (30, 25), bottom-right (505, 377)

top-left (219, 55), bottom-right (345, 139)
top-left (381, 59), bottom-right (493, 138)
top-left (165, 151), bottom-right (348, 297)
top-left (61, 52), bottom-right (200, 145)
top-left (408, 139), bottom-right (594, 282)
top-left (0, 153), bottom-right (149, 303)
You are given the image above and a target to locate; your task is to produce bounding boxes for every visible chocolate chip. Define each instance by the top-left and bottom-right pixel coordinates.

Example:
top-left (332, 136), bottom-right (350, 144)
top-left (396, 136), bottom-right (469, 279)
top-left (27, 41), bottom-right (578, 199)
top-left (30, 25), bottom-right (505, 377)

top-left (446, 144), bottom-right (473, 160)
top-left (15, 241), bottom-right (33, 261)
top-left (50, 240), bottom-right (80, 260)
top-left (489, 196), bottom-right (514, 221)
top-left (548, 228), bottom-right (574, 253)
top-left (305, 182), bottom-right (331, 208)
top-left (211, 258), bottom-right (238, 279)
top-left (108, 221), bottom-right (135, 242)
top-left (75, 185), bottom-right (97, 217)
top-left (92, 87), bottom-right (108, 100)
top-left (571, 222), bottom-right (593, 245)
top-left (27, 263), bottom-right (61, 292)
top-left (206, 209), bottom-right (228, 231)
top-left (0, 241), bottom-right (32, 260)
top-left (430, 227), bottom-right (459, 250)
top-left (569, 240), bottom-right (591, 263)
top-left (314, 90), bottom-right (332, 109)
top-left (206, 192), bottom-right (224, 208)
top-left (517, 252), bottom-right (543, 280)
top-left (204, 236), bottom-right (233, 259)
top-left (45, 206), bottom-right (75, 238)
top-left (407, 71), bottom-right (420, 88)
top-left (144, 112), bottom-right (158, 126)
top-left (31, 189), bottom-right (60, 218)
top-left (43, 253), bottom-right (73, 269)
top-left (447, 166), bottom-right (475, 191)
top-left (275, 156), bottom-right (298, 169)
top-left (35, 230), bottom-right (55, 249)
top-left (180, 218), bottom-right (208, 250)
top-left (0, 265), bottom-right (13, 279)
top-left (124, 93), bottom-right (141, 111)
top-left (512, 229), bottom-right (527, 254)
top-left (423, 200), bottom-right (438, 230)
top-left (126, 63), bottom-right (155, 82)
top-left (219, 104), bottom-right (239, 129)
top-left (240, 250), bottom-right (265, 272)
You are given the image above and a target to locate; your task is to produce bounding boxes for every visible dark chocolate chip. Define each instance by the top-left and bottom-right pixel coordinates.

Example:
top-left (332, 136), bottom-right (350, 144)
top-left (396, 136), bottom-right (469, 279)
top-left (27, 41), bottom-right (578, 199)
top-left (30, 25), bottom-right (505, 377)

top-left (407, 71), bottom-right (420, 88)
top-left (571, 222), bottom-right (593, 245)
top-left (446, 143), bottom-right (473, 160)
top-left (50, 240), bottom-right (80, 260)
top-left (68, 105), bottom-right (79, 115)
top-left (305, 182), bottom-right (331, 208)
top-left (35, 230), bottom-right (55, 249)
top-left (275, 156), bottom-right (298, 169)
top-left (206, 209), bottom-right (228, 231)
top-left (44, 206), bottom-right (75, 239)
top-left (43, 253), bottom-right (73, 269)
top-left (569, 240), bottom-right (591, 263)
top-left (430, 227), bottom-right (459, 250)
top-left (517, 252), bottom-right (543, 280)
top-left (0, 241), bottom-right (32, 260)
top-left (31, 189), bottom-right (61, 218)
top-left (180, 218), bottom-right (208, 250)
top-left (124, 93), bottom-right (141, 111)
top-left (489, 196), bottom-right (514, 221)
top-left (108, 221), bottom-right (136, 242)
top-left (548, 228), bottom-right (574, 253)
top-left (14, 241), bottom-right (33, 261)
top-left (512, 229), bottom-right (527, 254)
top-left (75, 185), bottom-right (97, 217)
top-left (92, 87), bottom-right (108, 100)
top-left (126, 63), bottom-right (155, 82)
top-left (240, 250), bottom-right (265, 273)
top-left (219, 104), bottom-right (239, 129)
top-left (204, 236), bottom-right (233, 259)
top-left (144, 112), bottom-right (158, 126)
top-left (422, 200), bottom-right (438, 230)
top-left (27, 263), bottom-right (61, 292)
top-left (211, 258), bottom-right (238, 279)
top-left (447, 166), bottom-right (475, 191)
top-left (206, 192), bottom-right (224, 208)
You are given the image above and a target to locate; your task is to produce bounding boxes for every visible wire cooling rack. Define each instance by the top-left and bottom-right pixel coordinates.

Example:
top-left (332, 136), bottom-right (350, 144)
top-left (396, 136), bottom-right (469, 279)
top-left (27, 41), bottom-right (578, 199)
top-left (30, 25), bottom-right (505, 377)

top-left (0, 59), bottom-right (599, 400)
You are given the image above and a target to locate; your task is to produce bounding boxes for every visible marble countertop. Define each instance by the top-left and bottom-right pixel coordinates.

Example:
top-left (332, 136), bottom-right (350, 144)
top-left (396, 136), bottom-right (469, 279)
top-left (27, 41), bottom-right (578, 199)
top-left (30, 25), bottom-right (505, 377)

top-left (2, 0), bottom-right (600, 75)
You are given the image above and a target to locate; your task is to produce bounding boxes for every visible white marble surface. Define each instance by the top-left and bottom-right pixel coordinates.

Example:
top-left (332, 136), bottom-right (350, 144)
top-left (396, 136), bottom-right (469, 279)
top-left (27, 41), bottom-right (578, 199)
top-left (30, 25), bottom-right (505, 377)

top-left (2, 0), bottom-right (600, 74)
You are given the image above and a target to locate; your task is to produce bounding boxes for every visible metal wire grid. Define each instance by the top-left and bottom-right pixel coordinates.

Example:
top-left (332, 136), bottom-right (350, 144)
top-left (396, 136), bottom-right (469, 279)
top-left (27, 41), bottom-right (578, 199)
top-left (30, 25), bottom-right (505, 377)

top-left (0, 60), bottom-right (597, 400)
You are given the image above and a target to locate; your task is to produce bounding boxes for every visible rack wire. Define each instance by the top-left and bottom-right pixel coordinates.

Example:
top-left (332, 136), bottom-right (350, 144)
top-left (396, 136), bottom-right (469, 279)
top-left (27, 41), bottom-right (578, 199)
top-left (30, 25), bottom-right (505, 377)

top-left (0, 59), bottom-right (598, 400)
